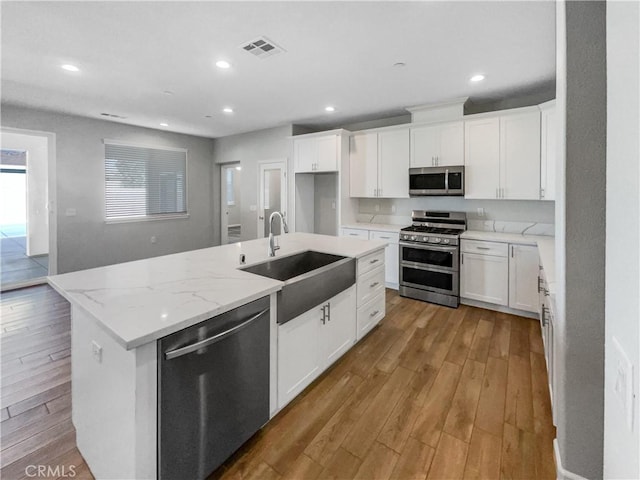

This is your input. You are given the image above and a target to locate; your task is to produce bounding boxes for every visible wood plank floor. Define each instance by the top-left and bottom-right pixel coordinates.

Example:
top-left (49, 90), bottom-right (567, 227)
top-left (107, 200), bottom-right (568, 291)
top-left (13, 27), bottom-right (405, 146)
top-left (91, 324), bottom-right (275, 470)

top-left (0, 286), bottom-right (555, 480)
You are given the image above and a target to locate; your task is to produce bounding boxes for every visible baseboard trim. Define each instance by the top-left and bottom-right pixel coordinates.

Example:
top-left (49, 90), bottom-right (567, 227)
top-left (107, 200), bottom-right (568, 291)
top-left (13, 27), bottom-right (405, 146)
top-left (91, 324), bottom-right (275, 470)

top-left (460, 298), bottom-right (538, 319)
top-left (1, 276), bottom-right (48, 292)
top-left (554, 439), bottom-right (589, 480)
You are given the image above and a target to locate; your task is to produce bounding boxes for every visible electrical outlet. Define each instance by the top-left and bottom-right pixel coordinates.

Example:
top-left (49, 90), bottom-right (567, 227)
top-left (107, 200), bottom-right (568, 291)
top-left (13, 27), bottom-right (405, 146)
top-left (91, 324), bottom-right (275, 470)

top-left (391, 205), bottom-right (396, 213)
top-left (65, 208), bottom-right (77, 217)
top-left (249, 205), bottom-right (257, 212)
top-left (331, 202), bottom-right (336, 210)
top-left (612, 337), bottom-right (634, 430)
top-left (150, 236), bottom-right (157, 244)
top-left (375, 204), bottom-right (380, 212)
top-left (477, 207), bottom-right (485, 217)
top-left (91, 340), bottom-right (103, 363)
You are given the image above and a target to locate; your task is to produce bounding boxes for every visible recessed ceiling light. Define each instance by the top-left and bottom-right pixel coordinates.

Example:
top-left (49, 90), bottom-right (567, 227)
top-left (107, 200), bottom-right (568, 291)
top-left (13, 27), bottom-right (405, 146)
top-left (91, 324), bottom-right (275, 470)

top-left (235, 166), bottom-right (242, 171)
top-left (470, 74), bottom-right (485, 82)
top-left (163, 90), bottom-right (174, 96)
top-left (223, 107), bottom-right (233, 113)
top-left (325, 106), bottom-right (336, 113)
top-left (393, 62), bottom-right (406, 68)
top-left (160, 122), bottom-right (169, 127)
top-left (205, 115), bottom-right (212, 118)
top-left (216, 60), bottom-right (231, 69)
top-left (61, 64), bottom-right (80, 72)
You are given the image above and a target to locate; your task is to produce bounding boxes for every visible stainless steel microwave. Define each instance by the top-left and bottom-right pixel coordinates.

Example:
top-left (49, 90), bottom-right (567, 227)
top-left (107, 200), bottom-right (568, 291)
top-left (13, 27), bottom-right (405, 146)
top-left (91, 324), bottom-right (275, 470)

top-left (409, 166), bottom-right (465, 196)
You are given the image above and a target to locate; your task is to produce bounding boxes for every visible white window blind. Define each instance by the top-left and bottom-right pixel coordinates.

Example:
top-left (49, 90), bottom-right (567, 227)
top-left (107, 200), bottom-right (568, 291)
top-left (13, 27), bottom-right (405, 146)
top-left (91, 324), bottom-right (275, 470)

top-left (105, 142), bottom-right (187, 220)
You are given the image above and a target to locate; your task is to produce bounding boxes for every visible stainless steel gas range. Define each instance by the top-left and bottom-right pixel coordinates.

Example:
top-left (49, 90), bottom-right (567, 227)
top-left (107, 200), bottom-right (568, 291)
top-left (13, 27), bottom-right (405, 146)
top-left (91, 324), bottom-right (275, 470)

top-left (399, 210), bottom-right (467, 308)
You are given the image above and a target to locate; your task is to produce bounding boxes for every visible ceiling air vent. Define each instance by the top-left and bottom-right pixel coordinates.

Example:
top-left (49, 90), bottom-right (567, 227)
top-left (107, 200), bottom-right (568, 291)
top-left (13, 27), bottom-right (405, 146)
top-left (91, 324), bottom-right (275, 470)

top-left (240, 36), bottom-right (285, 59)
top-left (100, 113), bottom-right (127, 119)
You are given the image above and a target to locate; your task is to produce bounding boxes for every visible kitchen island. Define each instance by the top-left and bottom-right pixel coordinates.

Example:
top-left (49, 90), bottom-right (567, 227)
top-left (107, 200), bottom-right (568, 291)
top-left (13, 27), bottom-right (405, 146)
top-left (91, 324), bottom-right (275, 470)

top-left (48, 233), bottom-right (386, 480)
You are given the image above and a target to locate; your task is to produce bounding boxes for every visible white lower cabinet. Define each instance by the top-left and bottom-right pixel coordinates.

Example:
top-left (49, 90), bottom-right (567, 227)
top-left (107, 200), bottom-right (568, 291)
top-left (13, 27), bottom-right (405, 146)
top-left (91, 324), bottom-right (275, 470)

top-left (508, 244), bottom-right (539, 313)
top-left (357, 292), bottom-right (385, 339)
top-left (461, 239), bottom-right (539, 313)
top-left (460, 250), bottom-right (509, 306)
top-left (369, 230), bottom-right (400, 289)
top-left (277, 286), bottom-right (356, 409)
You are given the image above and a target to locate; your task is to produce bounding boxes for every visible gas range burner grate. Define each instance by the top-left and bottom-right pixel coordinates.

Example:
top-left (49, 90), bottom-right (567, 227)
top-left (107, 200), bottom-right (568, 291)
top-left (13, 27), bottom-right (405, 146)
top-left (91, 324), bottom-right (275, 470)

top-left (401, 226), bottom-right (464, 236)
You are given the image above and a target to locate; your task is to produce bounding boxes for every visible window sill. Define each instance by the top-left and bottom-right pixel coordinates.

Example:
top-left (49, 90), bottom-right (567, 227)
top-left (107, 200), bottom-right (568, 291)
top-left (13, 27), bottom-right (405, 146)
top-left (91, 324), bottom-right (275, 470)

top-left (105, 213), bottom-right (190, 224)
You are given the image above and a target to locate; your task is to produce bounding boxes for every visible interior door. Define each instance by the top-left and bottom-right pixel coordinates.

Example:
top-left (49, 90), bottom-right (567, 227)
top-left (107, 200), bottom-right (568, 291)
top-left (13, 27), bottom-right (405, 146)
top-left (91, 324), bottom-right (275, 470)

top-left (258, 161), bottom-right (287, 238)
top-left (220, 163), bottom-right (241, 244)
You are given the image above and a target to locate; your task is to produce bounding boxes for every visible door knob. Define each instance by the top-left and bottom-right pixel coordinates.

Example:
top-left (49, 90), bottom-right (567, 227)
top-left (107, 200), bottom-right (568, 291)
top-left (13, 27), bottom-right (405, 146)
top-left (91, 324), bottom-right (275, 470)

top-left (259, 216), bottom-right (264, 220)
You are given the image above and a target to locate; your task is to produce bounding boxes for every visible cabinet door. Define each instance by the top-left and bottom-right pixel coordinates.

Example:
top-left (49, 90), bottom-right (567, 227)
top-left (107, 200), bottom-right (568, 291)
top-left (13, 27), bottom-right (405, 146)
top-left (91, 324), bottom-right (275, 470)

top-left (277, 305), bottom-right (323, 409)
top-left (294, 137), bottom-right (316, 173)
top-left (349, 133), bottom-right (378, 197)
top-left (316, 135), bottom-right (338, 171)
top-left (464, 117), bottom-right (500, 199)
top-left (410, 124), bottom-right (439, 167)
top-left (438, 121), bottom-right (464, 166)
top-left (378, 129), bottom-right (409, 198)
top-left (508, 244), bottom-right (539, 313)
top-left (540, 104), bottom-right (556, 200)
top-left (322, 286), bottom-right (357, 367)
top-left (356, 293), bottom-right (385, 340)
top-left (369, 231), bottom-right (399, 289)
top-left (460, 252), bottom-right (508, 306)
top-left (500, 111), bottom-right (541, 200)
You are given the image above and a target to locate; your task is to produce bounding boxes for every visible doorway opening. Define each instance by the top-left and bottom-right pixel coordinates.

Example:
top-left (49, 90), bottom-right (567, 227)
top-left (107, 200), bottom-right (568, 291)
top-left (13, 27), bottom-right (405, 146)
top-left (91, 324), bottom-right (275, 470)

top-left (0, 129), bottom-right (55, 290)
top-left (220, 163), bottom-right (242, 244)
top-left (258, 161), bottom-right (287, 238)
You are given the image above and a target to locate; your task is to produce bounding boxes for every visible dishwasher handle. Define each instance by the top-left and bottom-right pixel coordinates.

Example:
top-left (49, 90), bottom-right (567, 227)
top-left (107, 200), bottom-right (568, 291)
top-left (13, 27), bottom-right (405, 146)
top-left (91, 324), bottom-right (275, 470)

top-left (164, 307), bottom-right (269, 360)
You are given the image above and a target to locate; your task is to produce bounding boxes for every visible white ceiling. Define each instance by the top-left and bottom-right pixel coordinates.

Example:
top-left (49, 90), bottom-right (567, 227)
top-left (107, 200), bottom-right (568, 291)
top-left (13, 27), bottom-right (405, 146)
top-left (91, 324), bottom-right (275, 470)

top-left (1, 1), bottom-right (556, 138)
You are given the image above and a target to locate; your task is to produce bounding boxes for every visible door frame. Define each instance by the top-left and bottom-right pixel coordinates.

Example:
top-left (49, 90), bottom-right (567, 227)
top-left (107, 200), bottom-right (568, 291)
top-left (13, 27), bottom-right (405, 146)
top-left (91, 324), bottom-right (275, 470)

top-left (1, 126), bottom-right (57, 285)
top-left (220, 162), bottom-right (241, 244)
top-left (257, 160), bottom-right (287, 239)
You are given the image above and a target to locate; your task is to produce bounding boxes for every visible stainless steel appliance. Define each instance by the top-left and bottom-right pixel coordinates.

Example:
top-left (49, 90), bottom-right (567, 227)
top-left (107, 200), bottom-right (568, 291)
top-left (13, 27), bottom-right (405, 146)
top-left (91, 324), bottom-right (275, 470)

top-left (399, 210), bottom-right (467, 307)
top-left (409, 166), bottom-right (465, 196)
top-left (158, 296), bottom-right (270, 480)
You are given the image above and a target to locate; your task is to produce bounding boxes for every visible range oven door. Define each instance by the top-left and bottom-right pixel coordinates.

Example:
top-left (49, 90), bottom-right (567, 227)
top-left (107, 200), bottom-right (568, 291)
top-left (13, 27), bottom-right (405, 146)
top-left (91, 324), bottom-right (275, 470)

top-left (409, 167), bottom-right (464, 196)
top-left (400, 242), bottom-right (459, 271)
top-left (399, 242), bottom-right (459, 296)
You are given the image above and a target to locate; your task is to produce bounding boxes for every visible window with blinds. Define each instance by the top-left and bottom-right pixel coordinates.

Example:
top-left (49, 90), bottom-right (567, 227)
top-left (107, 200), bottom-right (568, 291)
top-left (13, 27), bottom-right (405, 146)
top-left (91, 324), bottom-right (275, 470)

top-left (104, 142), bottom-right (187, 220)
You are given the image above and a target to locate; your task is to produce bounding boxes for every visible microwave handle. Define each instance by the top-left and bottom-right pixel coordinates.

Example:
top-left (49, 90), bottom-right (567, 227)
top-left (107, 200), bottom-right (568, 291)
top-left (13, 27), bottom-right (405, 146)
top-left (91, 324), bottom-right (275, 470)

top-left (444, 169), bottom-right (449, 191)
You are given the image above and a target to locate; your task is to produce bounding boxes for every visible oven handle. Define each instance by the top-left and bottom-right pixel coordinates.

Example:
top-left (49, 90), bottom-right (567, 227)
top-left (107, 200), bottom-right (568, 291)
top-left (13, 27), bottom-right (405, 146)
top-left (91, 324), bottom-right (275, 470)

top-left (399, 242), bottom-right (458, 253)
top-left (400, 262), bottom-right (458, 275)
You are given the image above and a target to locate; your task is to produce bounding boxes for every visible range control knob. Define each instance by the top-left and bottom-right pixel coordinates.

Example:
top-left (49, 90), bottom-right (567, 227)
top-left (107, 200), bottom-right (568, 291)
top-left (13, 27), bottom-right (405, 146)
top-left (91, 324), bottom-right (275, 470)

top-left (410, 235), bottom-right (416, 241)
top-left (421, 236), bottom-right (428, 242)
top-left (442, 238), bottom-right (450, 244)
top-left (431, 237), bottom-right (442, 243)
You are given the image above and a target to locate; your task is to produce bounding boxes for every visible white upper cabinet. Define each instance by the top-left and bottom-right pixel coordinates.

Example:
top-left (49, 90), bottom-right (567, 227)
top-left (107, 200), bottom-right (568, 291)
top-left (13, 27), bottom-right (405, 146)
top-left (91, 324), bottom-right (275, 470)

top-left (294, 133), bottom-right (339, 173)
top-left (464, 107), bottom-right (541, 200)
top-left (410, 121), bottom-right (464, 167)
top-left (464, 117), bottom-right (500, 199)
top-left (349, 132), bottom-right (378, 197)
top-left (500, 110), bottom-right (541, 200)
top-left (349, 127), bottom-right (409, 198)
top-left (540, 100), bottom-right (557, 200)
top-left (378, 129), bottom-right (409, 198)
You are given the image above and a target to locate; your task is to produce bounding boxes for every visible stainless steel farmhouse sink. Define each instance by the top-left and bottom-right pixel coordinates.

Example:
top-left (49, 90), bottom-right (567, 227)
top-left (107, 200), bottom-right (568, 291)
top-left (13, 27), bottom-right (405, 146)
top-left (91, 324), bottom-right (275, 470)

top-left (241, 250), bottom-right (356, 324)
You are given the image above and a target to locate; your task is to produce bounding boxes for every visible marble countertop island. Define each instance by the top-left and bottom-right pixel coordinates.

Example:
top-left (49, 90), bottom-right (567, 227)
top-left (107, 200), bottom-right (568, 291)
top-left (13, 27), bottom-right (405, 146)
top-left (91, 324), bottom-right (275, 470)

top-left (48, 232), bottom-right (386, 350)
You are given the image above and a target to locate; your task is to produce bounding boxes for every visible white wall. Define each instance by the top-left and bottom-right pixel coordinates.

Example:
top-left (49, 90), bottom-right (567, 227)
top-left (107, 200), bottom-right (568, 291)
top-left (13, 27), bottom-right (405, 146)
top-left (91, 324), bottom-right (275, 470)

top-left (1, 132), bottom-right (49, 256)
top-left (1, 105), bottom-right (216, 274)
top-left (604, 1), bottom-right (640, 477)
top-left (212, 125), bottom-right (293, 242)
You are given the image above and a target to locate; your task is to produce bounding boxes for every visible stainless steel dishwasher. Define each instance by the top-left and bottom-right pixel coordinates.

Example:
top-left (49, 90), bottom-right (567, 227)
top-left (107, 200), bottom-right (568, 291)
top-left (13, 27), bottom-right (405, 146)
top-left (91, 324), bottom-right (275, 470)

top-left (158, 296), bottom-right (270, 480)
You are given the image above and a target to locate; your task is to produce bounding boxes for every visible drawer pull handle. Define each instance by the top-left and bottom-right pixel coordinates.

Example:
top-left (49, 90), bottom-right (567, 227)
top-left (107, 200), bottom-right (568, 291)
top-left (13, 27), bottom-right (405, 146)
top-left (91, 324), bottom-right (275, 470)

top-left (369, 258), bottom-right (380, 264)
top-left (476, 247), bottom-right (491, 250)
top-left (380, 236), bottom-right (390, 239)
top-left (370, 310), bottom-right (379, 317)
top-left (350, 233), bottom-right (359, 236)
top-left (370, 282), bottom-right (379, 288)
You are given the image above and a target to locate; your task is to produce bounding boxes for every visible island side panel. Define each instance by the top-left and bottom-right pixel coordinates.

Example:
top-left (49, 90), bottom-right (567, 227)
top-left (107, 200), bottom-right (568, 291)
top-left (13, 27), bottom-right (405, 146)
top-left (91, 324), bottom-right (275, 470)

top-left (135, 340), bottom-right (157, 479)
top-left (71, 304), bottom-right (140, 479)
top-left (269, 292), bottom-right (278, 417)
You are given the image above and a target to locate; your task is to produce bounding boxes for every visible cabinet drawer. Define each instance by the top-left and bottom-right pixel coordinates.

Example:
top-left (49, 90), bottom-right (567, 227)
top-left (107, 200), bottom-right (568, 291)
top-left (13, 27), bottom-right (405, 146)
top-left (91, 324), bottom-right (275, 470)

top-left (341, 228), bottom-right (369, 239)
top-left (357, 293), bottom-right (385, 340)
top-left (461, 239), bottom-right (508, 257)
top-left (357, 265), bottom-right (385, 307)
top-left (369, 230), bottom-right (400, 243)
top-left (357, 249), bottom-right (385, 276)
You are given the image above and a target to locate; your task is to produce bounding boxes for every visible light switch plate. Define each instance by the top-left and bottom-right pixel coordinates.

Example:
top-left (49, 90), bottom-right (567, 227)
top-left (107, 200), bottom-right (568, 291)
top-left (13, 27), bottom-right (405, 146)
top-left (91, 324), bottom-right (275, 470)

top-left (91, 340), bottom-right (103, 363)
top-left (65, 208), bottom-right (77, 217)
top-left (612, 336), bottom-right (634, 431)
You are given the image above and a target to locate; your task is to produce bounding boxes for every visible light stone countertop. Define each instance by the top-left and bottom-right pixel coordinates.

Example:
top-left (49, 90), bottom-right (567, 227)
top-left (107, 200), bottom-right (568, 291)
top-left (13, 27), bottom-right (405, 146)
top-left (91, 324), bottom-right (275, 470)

top-left (48, 233), bottom-right (387, 350)
top-left (341, 222), bottom-right (403, 233)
